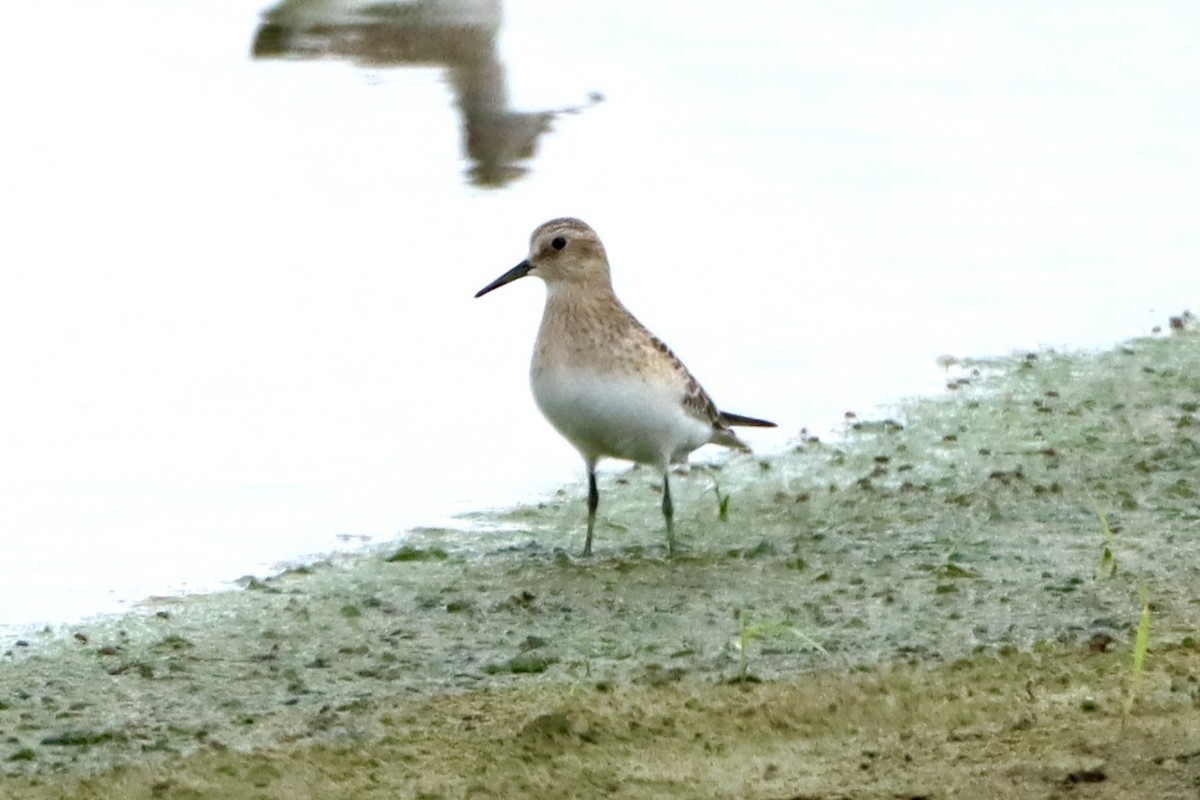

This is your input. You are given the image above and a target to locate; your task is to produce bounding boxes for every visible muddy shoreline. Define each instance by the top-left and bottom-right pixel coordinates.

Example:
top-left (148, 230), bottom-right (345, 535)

top-left (3, 323), bottom-right (1199, 798)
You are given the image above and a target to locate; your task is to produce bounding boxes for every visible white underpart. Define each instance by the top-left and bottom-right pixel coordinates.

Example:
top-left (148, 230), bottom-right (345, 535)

top-left (531, 368), bottom-right (713, 470)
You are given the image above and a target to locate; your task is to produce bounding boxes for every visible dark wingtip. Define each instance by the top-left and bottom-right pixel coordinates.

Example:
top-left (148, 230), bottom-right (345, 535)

top-left (719, 412), bottom-right (777, 428)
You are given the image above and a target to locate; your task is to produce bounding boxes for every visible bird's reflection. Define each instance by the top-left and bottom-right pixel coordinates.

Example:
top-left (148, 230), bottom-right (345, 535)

top-left (252, 0), bottom-right (598, 187)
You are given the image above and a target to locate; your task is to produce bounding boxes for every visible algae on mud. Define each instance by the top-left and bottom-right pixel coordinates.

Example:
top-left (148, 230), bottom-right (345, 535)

top-left (2, 323), bottom-right (1199, 798)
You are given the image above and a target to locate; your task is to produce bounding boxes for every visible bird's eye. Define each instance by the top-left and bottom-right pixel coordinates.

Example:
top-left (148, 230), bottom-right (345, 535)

top-left (551, 236), bottom-right (567, 250)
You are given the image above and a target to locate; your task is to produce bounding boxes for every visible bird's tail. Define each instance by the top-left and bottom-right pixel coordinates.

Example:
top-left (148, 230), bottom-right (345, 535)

top-left (710, 411), bottom-right (775, 453)
top-left (719, 411), bottom-right (777, 428)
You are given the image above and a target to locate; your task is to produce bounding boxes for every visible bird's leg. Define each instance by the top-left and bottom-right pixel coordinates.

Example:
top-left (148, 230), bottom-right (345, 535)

top-left (583, 467), bottom-right (598, 557)
top-left (662, 472), bottom-right (675, 556)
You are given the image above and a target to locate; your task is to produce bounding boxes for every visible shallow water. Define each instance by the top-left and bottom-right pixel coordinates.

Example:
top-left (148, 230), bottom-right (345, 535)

top-left (1, 0), bottom-right (1198, 634)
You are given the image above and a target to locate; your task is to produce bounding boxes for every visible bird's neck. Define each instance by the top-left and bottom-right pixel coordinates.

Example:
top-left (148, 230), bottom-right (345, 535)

top-left (536, 281), bottom-right (632, 367)
top-left (542, 279), bottom-right (623, 318)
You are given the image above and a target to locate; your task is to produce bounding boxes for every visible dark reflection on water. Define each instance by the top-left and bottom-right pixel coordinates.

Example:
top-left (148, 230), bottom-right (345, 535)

top-left (252, 0), bottom-right (598, 187)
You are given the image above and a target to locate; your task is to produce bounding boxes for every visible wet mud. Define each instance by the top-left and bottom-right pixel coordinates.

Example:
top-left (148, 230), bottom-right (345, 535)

top-left (2, 320), bottom-right (1199, 798)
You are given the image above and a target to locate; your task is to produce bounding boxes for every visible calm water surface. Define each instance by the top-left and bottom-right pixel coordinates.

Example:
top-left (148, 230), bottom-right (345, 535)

top-left (2, 0), bottom-right (1197, 634)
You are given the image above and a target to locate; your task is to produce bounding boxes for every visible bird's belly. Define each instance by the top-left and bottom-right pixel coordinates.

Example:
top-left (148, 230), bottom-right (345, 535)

top-left (531, 370), bottom-right (711, 467)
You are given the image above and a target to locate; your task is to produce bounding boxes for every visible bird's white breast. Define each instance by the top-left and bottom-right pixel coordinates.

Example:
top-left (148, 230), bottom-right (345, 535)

top-left (530, 367), bottom-right (713, 468)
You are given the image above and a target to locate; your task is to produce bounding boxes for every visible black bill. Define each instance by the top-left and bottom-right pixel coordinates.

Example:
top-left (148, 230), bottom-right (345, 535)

top-left (474, 260), bottom-right (532, 298)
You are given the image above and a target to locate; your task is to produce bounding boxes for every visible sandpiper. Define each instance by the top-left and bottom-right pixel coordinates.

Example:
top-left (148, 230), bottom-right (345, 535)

top-left (475, 217), bottom-right (776, 556)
